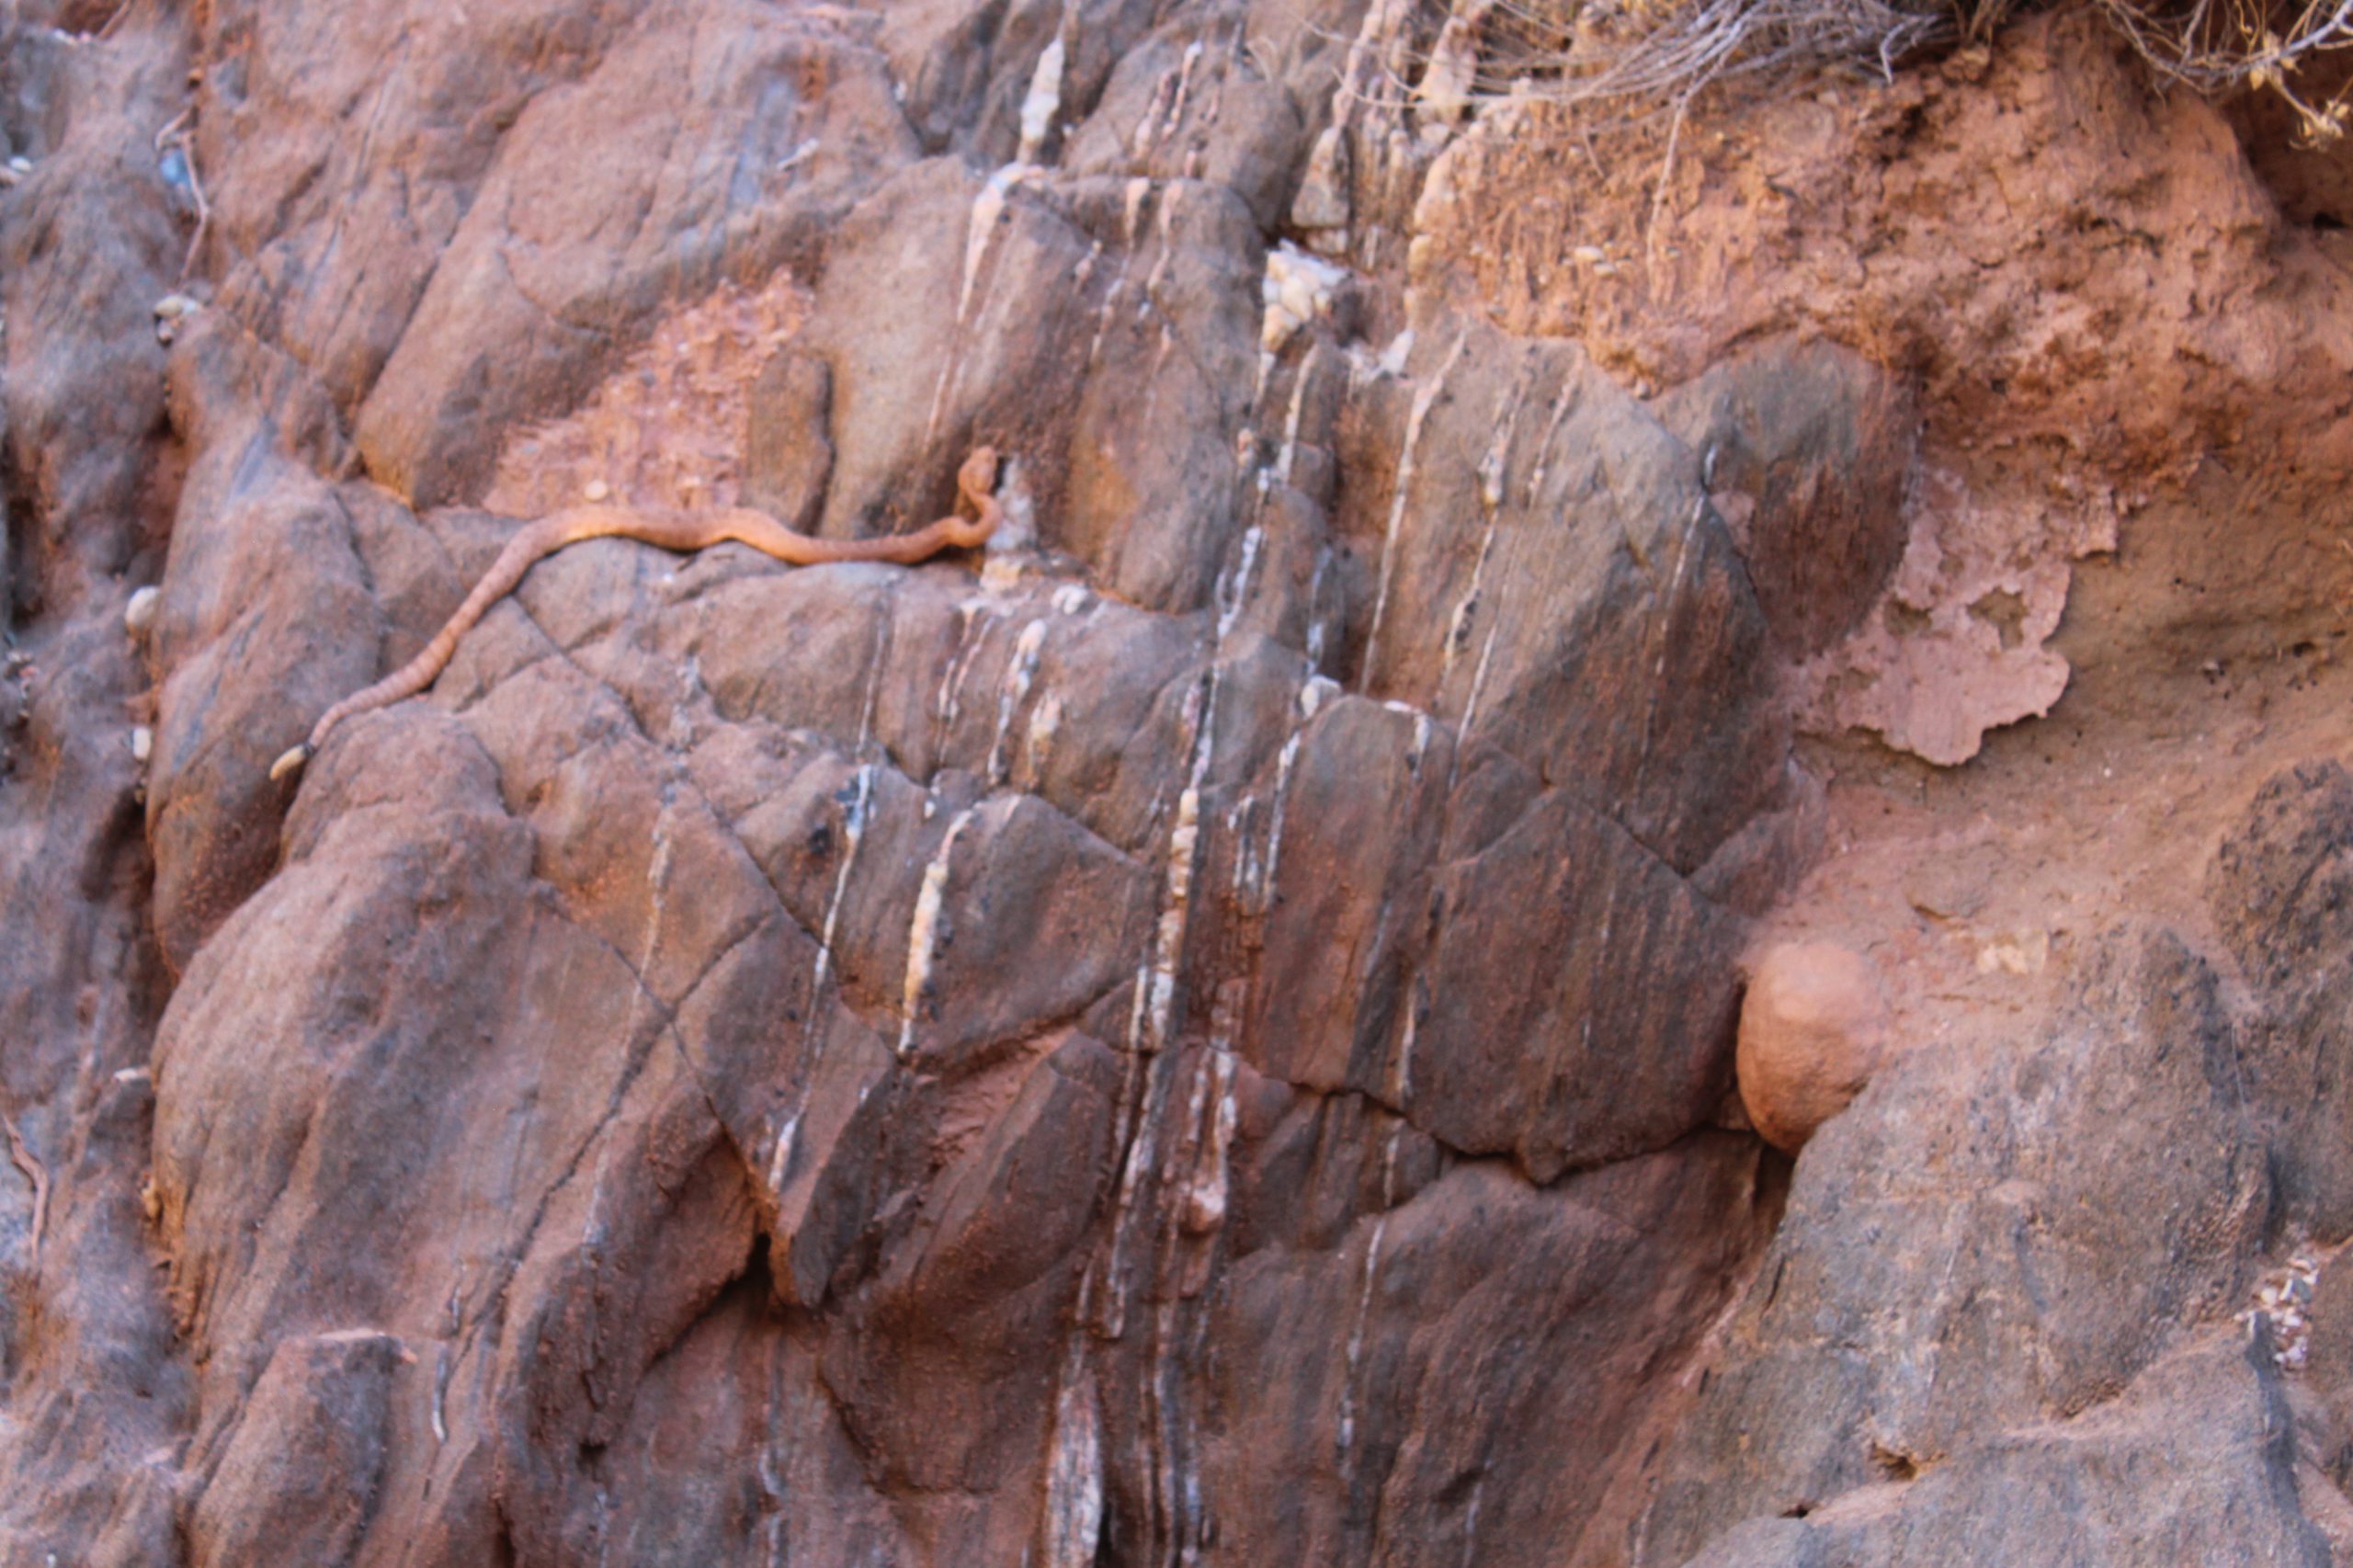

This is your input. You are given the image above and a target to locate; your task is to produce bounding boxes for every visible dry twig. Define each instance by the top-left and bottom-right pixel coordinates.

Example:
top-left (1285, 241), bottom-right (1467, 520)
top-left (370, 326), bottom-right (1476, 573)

top-left (154, 110), bottom-right (210, 279)
top-left (1377, 0), bottom-right (2347, 148)
top-left (2, 1109), bottom-right (51, 1275)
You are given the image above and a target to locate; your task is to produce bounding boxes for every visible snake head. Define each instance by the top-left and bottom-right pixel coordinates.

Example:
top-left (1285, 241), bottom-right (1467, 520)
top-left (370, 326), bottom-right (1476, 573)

top-left (958, 445), bottom-right (1000, 506)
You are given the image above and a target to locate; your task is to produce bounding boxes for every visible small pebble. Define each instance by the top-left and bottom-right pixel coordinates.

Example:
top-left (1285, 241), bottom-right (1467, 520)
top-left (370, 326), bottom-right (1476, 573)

top-left (130, 726), bottom-right (152, 763)
top-left (582, 478), bottom-right (611, 503)
top-left (124, 585), bottom-right (160, 635)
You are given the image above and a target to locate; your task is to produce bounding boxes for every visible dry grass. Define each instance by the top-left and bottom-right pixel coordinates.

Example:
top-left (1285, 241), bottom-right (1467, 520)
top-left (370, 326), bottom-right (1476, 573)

top-left (2098, 0), bottom-right (2351, 139)
top-left (1427, 0), bottom-right (2351, 143)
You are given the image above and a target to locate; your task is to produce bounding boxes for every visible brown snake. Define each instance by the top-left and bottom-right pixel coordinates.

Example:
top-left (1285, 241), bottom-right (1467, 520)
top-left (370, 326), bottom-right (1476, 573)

top-left (272, 447), bottom-right (1003, 781)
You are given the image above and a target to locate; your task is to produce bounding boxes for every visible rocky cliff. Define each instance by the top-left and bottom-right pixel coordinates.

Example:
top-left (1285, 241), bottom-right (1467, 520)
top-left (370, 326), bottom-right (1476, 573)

top-left (0, 0), bottom-right (2348, 1562)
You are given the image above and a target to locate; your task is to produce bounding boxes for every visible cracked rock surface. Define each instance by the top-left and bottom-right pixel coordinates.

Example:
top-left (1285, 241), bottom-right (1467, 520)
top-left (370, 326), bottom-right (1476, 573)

top-left (1, 0), bottom-right (2351, 1563)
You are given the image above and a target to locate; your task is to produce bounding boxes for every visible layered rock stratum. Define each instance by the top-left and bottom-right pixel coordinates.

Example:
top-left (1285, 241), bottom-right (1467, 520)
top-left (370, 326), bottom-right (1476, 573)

top-left (0, 0), bottom-right (2349, 1562)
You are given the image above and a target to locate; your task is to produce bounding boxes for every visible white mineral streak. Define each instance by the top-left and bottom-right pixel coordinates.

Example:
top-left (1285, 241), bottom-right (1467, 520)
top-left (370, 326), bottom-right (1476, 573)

top-left (1360, 328), bottom-right (1468, 691)
top-left (1146, 1299), bottom-right (1187, 1550)
top-left (926, 164), bottom-right (1029, 440)
top-left (1305, 550), bottom-right (1334, 668)
top-left (1258, 730), bottom-right (1304, 911)
top-left (1144, 789), bottom-right (1202, 1052)
top-left (1129, 64), bottom-right (1176, 160)
top-left (1191, 24), bottom-right (1238, 152)
top-left (853, 599), bottom-right (891, 751)
top-left (1132, 40), bottom-right (1205, 159)
top-left (1215, 525), bottom-right (1263, 641)
top-left (1378, 327), bottom-right (1415, 380)
top-left (898, 806), bottom-right (977, 1059)
top-left (1042, 1366), bottom-right (1106, 1568)
top-left (667, 649), bottom-right (702, 752)
top-left (985, 618), bottom-right (1050, 787)
top-left (1260, 242), bottom-right (1348, 356)
top-left (958, 165), bottom-right (1023, 322)
top-left (1381, 1004), bottom-right (1420, 1201)
top-left (1632, 497), bottom-right (1709, 793)
top-left (639, 812), bottom-right (675, 992)
top-left (1459, 1479), bottom-right (1485, 1568)
top-left (1442, 567), bottom-right (1485, 683)
top-left (1083, 180), bottom-right (1154, 374)
top-left (811, 763), bottom-right (875, 995)
top-left (1524, 374), bottom-right (1580, 510)
top-left (1445, 359), bottom-right (1532, 691)
top-left (1132, 196), bottom-right (1180, 381)
top-left (1289, 124), bottom-right (1352, 246)
top-left (1182, 1048), bottom-right (1239, 1233)
top-left (1226, 793), bottom-right (1258, 898)
top-left (1123, 958), bottom-right (1154, 1056)
top-left (1180, 664), bottom-right (1215, 783)
top-left (764, 1110), bottom-right (800, 1198)
top-left (1460, 622), bottom-right (1501, 742)
top-left (1097, 1035), bottom-right (1181, 1336)
top-left (1024, 690), bottom-right (1064, 786)
top-left (1017, 36), bottom-right (1067, 164)
top-left (1336, 1216), bottom-right (1389, 1456)
top-left (1271, 353), bottom-right (1316, 488)
top-left (934, 602), bottom-right (994, 740)
top-left (1101, 665), bottom-right (1222, 1345)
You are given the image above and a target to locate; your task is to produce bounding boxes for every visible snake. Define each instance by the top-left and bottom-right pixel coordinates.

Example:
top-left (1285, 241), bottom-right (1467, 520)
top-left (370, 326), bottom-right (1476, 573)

top-left (271, 447), bottom-right (1003, 781)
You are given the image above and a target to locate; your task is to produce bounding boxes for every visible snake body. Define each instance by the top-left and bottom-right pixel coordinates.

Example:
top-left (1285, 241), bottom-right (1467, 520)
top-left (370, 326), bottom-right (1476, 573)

top-left (273, 447), bottom-right (1002, 781)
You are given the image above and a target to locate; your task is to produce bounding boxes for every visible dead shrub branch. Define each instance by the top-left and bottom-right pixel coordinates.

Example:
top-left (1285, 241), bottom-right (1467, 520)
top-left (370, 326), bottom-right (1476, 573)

top-left (1424, 0), bottom-right (2351, 142)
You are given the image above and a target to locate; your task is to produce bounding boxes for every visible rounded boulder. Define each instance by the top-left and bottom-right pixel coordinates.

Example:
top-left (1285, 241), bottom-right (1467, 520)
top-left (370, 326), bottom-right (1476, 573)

top-left (1736, 940), bottom-right (1890, 1154)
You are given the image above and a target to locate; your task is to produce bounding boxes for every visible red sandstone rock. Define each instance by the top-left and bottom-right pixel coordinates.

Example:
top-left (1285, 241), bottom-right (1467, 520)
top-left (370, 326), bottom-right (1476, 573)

top-left (0, 1), bottom-right (2349, 1564)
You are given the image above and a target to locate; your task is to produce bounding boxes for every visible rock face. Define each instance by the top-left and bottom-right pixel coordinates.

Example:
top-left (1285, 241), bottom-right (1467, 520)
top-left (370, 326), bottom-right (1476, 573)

top-left (0, 0), bottom-right (2349, 1564)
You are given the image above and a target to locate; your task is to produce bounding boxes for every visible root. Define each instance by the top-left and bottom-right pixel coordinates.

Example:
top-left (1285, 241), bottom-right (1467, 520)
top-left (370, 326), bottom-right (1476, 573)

top-left (3, 1109), bottom-right (50, 1275)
